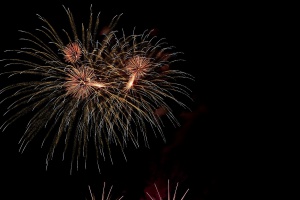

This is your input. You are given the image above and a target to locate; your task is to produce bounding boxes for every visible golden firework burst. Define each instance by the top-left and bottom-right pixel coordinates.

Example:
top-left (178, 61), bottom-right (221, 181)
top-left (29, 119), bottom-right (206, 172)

top-left (0, 5), bottom-right (194, 173)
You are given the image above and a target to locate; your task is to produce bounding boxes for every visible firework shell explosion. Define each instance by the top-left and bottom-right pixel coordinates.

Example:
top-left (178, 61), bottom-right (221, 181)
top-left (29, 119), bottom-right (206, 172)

top-left (0, 5), bottom-right (194, 173)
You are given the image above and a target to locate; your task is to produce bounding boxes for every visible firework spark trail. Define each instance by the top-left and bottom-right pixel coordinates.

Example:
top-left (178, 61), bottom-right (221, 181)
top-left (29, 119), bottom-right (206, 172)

top-left (0, 5), bottom-right (194, 173)
top-left (87, 183), bottom-right (123, 200)
top-left (145, 180), bottom-right (189, 200)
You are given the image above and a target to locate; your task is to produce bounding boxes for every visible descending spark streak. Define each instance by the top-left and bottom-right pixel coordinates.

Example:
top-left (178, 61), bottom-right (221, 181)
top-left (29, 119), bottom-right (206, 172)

top-left (125, 75), bottom-right (135, 90)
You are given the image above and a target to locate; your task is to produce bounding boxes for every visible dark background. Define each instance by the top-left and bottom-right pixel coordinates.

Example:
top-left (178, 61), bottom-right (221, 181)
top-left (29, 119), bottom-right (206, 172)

top-left (0, 0), bottom-right (252, 199)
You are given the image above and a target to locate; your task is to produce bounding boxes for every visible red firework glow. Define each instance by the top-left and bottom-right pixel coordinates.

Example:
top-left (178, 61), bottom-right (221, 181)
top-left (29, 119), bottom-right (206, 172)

top-left (63, 42), bottom-right (82, 63)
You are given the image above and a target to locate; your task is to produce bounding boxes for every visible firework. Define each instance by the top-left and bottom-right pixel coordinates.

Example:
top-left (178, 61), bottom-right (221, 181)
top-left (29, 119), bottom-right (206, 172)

top-left (0, 5), bottom-right (194, 173)
top-left (87, 183), bottom-right (123, 200)
top-left (144, 180), bottom-right (189, 200)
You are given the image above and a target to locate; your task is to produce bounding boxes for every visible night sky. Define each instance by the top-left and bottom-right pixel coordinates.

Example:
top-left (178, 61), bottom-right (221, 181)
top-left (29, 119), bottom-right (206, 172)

top-left (0, 1), bottom-right (246, 199)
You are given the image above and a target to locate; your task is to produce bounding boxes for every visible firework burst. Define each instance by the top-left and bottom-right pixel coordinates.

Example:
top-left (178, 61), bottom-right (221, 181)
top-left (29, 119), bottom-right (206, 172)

top-left (87, 183), bottom-right (123, 200)
top-left (63, 42), bottom-right (82, 63)
top-left (0, 5), bottom-right (194, 173)
top-left (144, 180), bottom-right (189, 200)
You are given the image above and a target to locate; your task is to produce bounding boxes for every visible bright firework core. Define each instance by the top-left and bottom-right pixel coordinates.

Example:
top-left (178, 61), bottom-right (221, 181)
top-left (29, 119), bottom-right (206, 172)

top-left (125, 56), bottom-right (151, 90)
top-left (64, 66), bottom-right (105, 99)
top-left (63, 42), bottom-right (82, 63)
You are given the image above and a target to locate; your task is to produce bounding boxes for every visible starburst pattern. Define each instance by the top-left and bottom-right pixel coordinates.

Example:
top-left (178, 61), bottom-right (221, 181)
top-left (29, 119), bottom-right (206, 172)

top-left (63, 42), bottom-right (82, 63)
top-left (144, 180), bottom-right (189, 200)
top-left (124, 56), bottom-right (151, 90)
top-left (64, 65), bottom-right (106, 99)
top-left (0, 5), bottom-right (194, 173)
